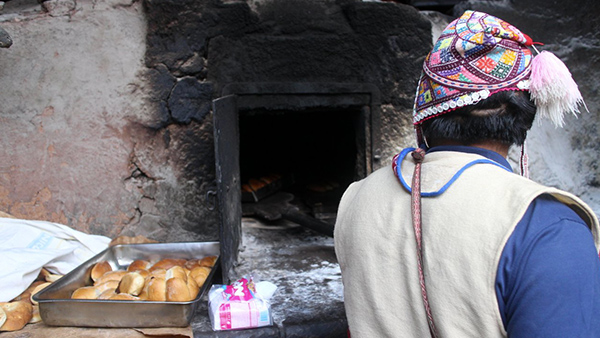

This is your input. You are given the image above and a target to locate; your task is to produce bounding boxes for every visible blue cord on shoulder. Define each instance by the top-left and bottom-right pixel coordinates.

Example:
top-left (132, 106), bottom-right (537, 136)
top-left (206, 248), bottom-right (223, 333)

top-left (395, 147), bottom-right (512, 197)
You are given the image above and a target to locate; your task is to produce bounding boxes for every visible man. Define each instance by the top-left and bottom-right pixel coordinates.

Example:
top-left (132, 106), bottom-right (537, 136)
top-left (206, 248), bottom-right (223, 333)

top-left (334, 10), bottom-right (600, 338)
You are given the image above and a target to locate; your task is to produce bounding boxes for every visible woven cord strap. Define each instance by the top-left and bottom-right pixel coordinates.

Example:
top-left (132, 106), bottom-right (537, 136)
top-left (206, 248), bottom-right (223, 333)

top-left (520, 141), bottom-right (529, 178)
top-left (411, 148), bottom-right (439, 338)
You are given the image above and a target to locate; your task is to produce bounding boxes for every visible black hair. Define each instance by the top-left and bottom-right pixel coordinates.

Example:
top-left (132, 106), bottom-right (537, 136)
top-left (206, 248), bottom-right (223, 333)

top-left (420, 90), bottom-right (537, 146)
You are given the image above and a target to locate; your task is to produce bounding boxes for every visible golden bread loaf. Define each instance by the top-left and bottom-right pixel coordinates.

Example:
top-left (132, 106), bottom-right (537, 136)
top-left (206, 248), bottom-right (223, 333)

top-left (38, 268), bottom-right (63, 283)
top-left (117, 272), bottom-right (145, 296)
top-left (189, 266), bottom-right (211, 287)
top-left (165, 277), bottom-right (198, 302)
top-left (186, 276), bottom-right (200, 300)
top-left (146, 277), bottom-right (167, 301)
top-left (29, 305), bottom-right (41, 324)
top-left (95, 280), bottom-right (120, 293)
top-left (71, 286), bottom-right (102, 300)
top-left (184, 259), bottom-right (201, 270)
top-left (149, 258), bottom-right (187, 272)
top-left (165, 277), bottom-right (189, 302)
top-left (0, 307), bottom-right (6, 329)
top-left (29, 282), bottom-right (51, 305)
top-left (94, 270), bottom-right (127, 285)
top-left (90, 261), bottom-right (112, 283)
top-left (97, 289), bottom-right (118, 300)
top-left (109, 235), bottom-right (158, 247)
top-left (0, 302), bottom-right (33, 331)
top-left (165, 266), bottom-right (187, 282)
top-left (248, 178), bottom-right (266, 191)
top-left (128, 259), bottom-right (151, 272)
top-left (199, 256), bottom-right (217, 268)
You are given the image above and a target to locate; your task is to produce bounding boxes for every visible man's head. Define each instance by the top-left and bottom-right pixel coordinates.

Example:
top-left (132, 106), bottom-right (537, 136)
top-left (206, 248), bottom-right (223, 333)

top-left (412, 10), bottom-right (535, 147)
top-left (412, 10), bottom-right (585, 149)
top-left (421, 90), bottom-right (536, 147)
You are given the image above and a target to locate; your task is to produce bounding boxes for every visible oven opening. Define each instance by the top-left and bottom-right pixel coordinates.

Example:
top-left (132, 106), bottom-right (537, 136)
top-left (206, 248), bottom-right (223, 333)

top-left (239, 106), bottom-right (365, 227)
top-left (212, 83), bottom-right (380, 280)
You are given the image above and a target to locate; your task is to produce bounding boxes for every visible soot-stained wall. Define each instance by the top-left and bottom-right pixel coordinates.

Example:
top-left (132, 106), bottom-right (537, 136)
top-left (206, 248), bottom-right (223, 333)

top-left (0, 0), bottom-right (431, 242)
top-left (141, 0), bottom-right (432, 240)
top-left (1, 0), bottom-right (598, 243)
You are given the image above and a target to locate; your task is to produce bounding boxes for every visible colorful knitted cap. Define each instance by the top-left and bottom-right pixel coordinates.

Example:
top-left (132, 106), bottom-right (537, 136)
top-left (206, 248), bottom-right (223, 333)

top-left (413, 10), bottom-right (534, 125)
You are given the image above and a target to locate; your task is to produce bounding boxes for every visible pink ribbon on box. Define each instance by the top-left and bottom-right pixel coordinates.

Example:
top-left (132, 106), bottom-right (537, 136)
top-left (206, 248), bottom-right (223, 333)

top-left (223, 277), bottom-right (255, 302)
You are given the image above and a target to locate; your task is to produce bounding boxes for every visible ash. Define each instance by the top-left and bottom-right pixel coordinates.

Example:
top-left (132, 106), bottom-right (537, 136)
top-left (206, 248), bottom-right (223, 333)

top-left (234, 218), bottom-right (345, 327)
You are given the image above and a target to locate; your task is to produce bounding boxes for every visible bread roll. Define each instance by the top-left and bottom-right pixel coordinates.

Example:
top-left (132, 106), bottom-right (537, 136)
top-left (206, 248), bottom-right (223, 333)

top-left (128, 259), bottom-right (151, 272)
top-left (166, 272), bottom-right (199, 302)
top-left (0, 302), bottom-right (33, 331)
top-left (135, 269), bottom-right (150, 279)
top-left (199, 256), bottom-right (217, 268)
top-left (109, 235), bottom-right (158, 247)
top-left (38, 268), bottom-right (52, 282)
top-left (39, 268), bottom-right (63, 283)
top-left (184, 259), bottom-right (201, 270)
top-left (186, 275), bottom-right (200, 300)
top-left (117, 272), bottom-right (145, 296)
top-left (71, 286), bottom-right (102, 300)
top-left (95, 280), bottom-right (119, 293)
top-left (166, 277), bottom-right (193, 302)
top-left (149, 268), bottom-right (167, 277)
top-left (90, 261), bottom-right (112, 283)
top-left (145, 265), bottom-right (201, 302)
top-left (166, 278), bottom-right (198, 302)
top-left (29, 282), bottom-right (51, 305)
top-left (44, 273), bottom-right (63, 283)
top-left (137, 283), bottom-right (149, 301)
top-left (248, 178), bottom-right (266, 191)
top-left (94, 270), bottom-right (127, 285)
top-left (189, 266), bottom-right (211, 287)
top-left (0, 307), bottom-right (6, 330)
top-left (165, 266), bottom-right (187, 282)
top-left (149, 258), bottom-right (187, 272)
top-left (146, 277), bottom-right (167, 301)
top-left (29, 305), bottom-right (41, 324)
top-left (259, 176), bottom-right (273, 184)
top-left (184, 256), bottom-right (217, 270)
top-left (97, 289), bottom-right (118, 300)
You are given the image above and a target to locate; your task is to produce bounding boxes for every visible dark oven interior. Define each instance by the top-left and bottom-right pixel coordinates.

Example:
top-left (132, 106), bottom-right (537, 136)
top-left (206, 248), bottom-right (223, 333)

top-left (239, 106), bottom-right (365, 226)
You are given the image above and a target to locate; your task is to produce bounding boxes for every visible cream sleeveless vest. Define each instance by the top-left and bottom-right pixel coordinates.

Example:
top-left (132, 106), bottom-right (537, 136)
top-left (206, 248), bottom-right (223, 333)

top-left (334, 150), bottom-right (600, 338)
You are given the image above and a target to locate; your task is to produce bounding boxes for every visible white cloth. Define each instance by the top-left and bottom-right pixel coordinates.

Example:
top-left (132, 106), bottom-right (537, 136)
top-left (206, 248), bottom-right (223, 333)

top-left (0, 217), bottom-right (110, 302)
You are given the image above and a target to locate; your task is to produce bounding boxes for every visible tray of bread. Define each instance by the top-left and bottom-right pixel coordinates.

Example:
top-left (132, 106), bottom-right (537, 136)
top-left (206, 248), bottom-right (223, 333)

top-left (32, 241), bottom-right (220, 328)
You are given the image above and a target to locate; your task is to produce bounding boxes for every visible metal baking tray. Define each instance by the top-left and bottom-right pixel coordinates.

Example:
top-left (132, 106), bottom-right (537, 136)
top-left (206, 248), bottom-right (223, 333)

top-left (33, 241), bottom-right (220, 328)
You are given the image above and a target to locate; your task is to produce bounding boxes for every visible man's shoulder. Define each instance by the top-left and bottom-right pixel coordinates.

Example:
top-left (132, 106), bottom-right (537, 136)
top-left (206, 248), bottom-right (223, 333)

top-left (528, 194), bottom-right (590, 228)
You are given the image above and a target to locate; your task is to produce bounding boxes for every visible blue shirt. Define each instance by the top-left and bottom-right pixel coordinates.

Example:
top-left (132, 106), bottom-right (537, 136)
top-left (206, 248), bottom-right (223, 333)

top-left (429, 146), bottom-right (600, 337)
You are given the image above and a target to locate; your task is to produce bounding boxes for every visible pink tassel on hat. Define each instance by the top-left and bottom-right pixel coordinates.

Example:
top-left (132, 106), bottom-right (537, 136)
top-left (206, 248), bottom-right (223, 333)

top-left (529, 50), bottom-right (587, 127)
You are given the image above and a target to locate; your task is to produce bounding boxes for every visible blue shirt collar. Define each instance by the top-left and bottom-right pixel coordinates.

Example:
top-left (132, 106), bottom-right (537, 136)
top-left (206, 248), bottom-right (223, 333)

top-left (426, 145), bottom-right (513, 172)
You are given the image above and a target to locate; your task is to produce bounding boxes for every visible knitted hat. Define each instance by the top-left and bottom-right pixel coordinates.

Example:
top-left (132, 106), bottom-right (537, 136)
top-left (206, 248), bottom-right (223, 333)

top-left (413, 10), bottom-right (585, 129)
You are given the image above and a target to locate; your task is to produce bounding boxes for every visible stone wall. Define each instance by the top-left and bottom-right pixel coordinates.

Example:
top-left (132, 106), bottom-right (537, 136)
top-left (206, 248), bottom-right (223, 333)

top-left (0, 0), bottom-right (598, 243)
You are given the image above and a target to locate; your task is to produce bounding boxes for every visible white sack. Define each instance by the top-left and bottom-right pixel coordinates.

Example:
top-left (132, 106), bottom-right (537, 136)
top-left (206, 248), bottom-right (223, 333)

top-left (0, 217), bottom-right (110, 302)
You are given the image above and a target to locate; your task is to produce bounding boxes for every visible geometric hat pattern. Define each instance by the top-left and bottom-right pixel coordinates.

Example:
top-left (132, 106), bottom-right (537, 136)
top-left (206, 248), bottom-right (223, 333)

top-left (413, 10), bottom-right (534, 125)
